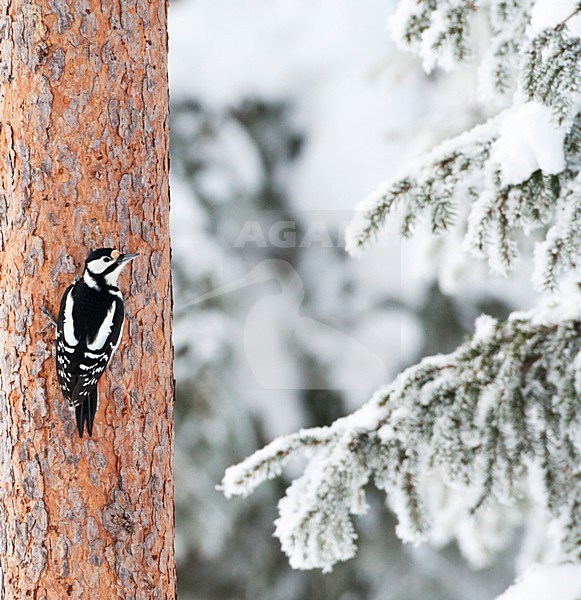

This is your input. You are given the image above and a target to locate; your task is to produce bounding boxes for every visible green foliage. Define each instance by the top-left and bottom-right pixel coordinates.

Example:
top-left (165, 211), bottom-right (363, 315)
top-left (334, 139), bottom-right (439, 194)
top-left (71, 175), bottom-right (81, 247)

top-left (484, 0), bottom-right (532, 100)
top-left (393, 0), bottom-right (480, 70)
top-left (523, 28), bottom-right (581, 127)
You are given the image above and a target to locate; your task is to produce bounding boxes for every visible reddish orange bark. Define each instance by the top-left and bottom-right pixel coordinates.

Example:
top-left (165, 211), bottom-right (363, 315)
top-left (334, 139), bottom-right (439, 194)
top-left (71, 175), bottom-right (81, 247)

top-left (0, 0), bottom-right (175, 597)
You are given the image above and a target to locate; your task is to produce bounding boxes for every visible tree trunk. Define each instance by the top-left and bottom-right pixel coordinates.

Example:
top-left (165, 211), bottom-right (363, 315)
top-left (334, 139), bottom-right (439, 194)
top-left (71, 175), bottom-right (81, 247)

top-left (0, 0), bottom-right (175, 597)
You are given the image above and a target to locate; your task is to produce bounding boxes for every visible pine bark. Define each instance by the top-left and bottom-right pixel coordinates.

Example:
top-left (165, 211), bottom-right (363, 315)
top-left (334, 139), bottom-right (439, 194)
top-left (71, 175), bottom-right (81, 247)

top-left (0, 0), bottom-right (175, 597)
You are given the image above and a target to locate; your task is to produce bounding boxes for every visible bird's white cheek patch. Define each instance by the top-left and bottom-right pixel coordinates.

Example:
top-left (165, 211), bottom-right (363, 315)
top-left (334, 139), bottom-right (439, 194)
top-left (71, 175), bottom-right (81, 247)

top-left (63, 290), bottom-right (78, 346)
top-left (84, 271), bottom-right (100, 290)
top-left (88, 257), bottom-right (110, 274)
top-left (104, 267), bottom-right (123, 288)
top-left (88, 303), bottom-right (116, 350)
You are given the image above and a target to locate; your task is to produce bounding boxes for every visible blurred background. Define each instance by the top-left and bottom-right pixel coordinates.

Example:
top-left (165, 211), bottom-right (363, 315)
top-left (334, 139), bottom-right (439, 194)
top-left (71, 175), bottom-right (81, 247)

top-left (167, 1), bottom-right (533, 598)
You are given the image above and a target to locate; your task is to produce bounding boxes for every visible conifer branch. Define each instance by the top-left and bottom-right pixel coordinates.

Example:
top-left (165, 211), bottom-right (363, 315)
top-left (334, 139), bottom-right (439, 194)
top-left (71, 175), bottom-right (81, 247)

top-left (222, 297), bottom-right (581, 571)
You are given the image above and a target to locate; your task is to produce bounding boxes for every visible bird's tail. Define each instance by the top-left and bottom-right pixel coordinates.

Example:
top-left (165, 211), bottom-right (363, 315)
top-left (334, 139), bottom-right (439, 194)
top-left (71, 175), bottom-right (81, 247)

top-left (75, 388), bottom-right (98, 438)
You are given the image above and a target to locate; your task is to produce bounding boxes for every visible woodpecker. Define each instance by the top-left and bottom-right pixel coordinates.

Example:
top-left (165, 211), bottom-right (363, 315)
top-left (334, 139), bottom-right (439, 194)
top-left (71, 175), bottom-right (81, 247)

top-left (56, 248), bottom-right (137, 437)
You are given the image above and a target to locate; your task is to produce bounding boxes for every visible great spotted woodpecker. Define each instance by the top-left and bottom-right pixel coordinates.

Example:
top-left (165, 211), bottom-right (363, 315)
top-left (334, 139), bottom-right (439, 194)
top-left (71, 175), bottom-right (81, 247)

top-left (56, 248), bottom-right (137, 437)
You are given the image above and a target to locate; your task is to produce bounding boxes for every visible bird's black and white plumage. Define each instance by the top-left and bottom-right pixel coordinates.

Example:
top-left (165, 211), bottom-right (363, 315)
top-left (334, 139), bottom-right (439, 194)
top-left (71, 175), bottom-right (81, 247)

top-left (56, 248), bottom-right (137, 437)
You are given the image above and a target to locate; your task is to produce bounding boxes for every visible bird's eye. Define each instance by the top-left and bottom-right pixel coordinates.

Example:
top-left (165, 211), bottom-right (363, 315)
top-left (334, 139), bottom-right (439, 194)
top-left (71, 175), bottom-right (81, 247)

top-left (103, 257), bottom-right (112, 262)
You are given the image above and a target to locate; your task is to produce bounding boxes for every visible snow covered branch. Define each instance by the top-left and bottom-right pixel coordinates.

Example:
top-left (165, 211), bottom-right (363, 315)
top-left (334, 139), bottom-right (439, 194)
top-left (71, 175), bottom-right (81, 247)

top-left (523, 27), bottom-right (581, 127)
top-left (220, 428), bottom-right (333, 498)
top-left (222, 293), bottom-right (581, 572)
top-left (390, 0), bottom-right (480, 72)
top-left (348, 2), bottom-right (581, 290)
top-left (346, 115), bottom-right (580, 283)
top-left (534, 174), bottom-right (581, 290)
top-left (481, 0), bottom-right (532, 102)
top-left (220, 1), bottom-right (581, 593)
top-left (345, 117), bottom-right (499, 255)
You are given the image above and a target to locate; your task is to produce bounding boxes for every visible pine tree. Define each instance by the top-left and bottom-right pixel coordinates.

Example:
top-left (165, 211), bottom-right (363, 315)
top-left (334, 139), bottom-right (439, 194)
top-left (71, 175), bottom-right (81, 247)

top-left (0, 0), bottom-right (175, 596)
top-left (220, 1), bottom-right (581, 596)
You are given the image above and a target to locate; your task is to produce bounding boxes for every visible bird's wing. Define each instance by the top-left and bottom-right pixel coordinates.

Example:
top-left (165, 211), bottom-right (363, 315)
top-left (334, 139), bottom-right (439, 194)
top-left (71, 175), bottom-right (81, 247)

top-left (70, 297), bottom-right (125, 409)
top-left (56, 284), bottom-right (76, 402)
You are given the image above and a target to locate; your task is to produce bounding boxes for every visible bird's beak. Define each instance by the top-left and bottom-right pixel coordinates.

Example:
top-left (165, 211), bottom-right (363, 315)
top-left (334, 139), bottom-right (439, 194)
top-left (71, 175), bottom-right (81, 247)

top-left (118, 252), bottom-right (138, 263)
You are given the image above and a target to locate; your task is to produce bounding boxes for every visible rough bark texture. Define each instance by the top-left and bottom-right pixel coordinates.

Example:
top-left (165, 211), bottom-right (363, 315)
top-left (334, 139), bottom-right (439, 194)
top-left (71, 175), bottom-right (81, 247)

top-left (0, 0), bottom-right (175, 597)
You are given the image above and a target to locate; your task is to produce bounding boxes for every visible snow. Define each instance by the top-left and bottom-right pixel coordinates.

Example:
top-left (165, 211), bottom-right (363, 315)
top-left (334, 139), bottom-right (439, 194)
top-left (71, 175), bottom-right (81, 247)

top-left (345, 115), bottom-right (502, 256)
top-left (220, 280), bottom-right (580, 583)
top-left (530, 0), bottom-right (581, 38)
top-left (521, 464), bottom-right (573, 567)
top-left (377, 422), bottom-right (396, 443)
top-left (171, 0), bottom-right (580, 595)
top-left (474, 386), bottom-right (498, 429)
top-left (389, 485), bottom-right (428, 545)
top-left (532, 194), bottom-right (581, 291)
top-left (389, 0), bottom-right (422, 52)
top-left (220, 435), bottom-right (296, 499)
top-left (338, 401), bottom-right (386, 432)
top-left (170, 0), bottom-right (502, 307)
top-left (473, 314), bottom-right (498, 343)
top-left (273, 447), bottom-right (366, 573)
top-left (389, 1), bottom-right (460, 72)
top-left (427, 478), bottom-right (521, 569)
top-left (528, 281), bottom-right (581, 325)
top-left (495, 563), bottom-right (581, 600)
top-left (417, 9), bottom-right (458, 73)
top-left (418, 373), bottom-right (455, 405)
top-left (391, 0), bottom-right (515, 77)
top-left (491, 102), bottom-right (566, 186)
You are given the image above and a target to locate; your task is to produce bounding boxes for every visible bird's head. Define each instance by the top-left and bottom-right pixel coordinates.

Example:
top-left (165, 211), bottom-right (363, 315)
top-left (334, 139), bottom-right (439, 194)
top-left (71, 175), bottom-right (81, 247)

top-left (84, 248), bottom-right (138, 289)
